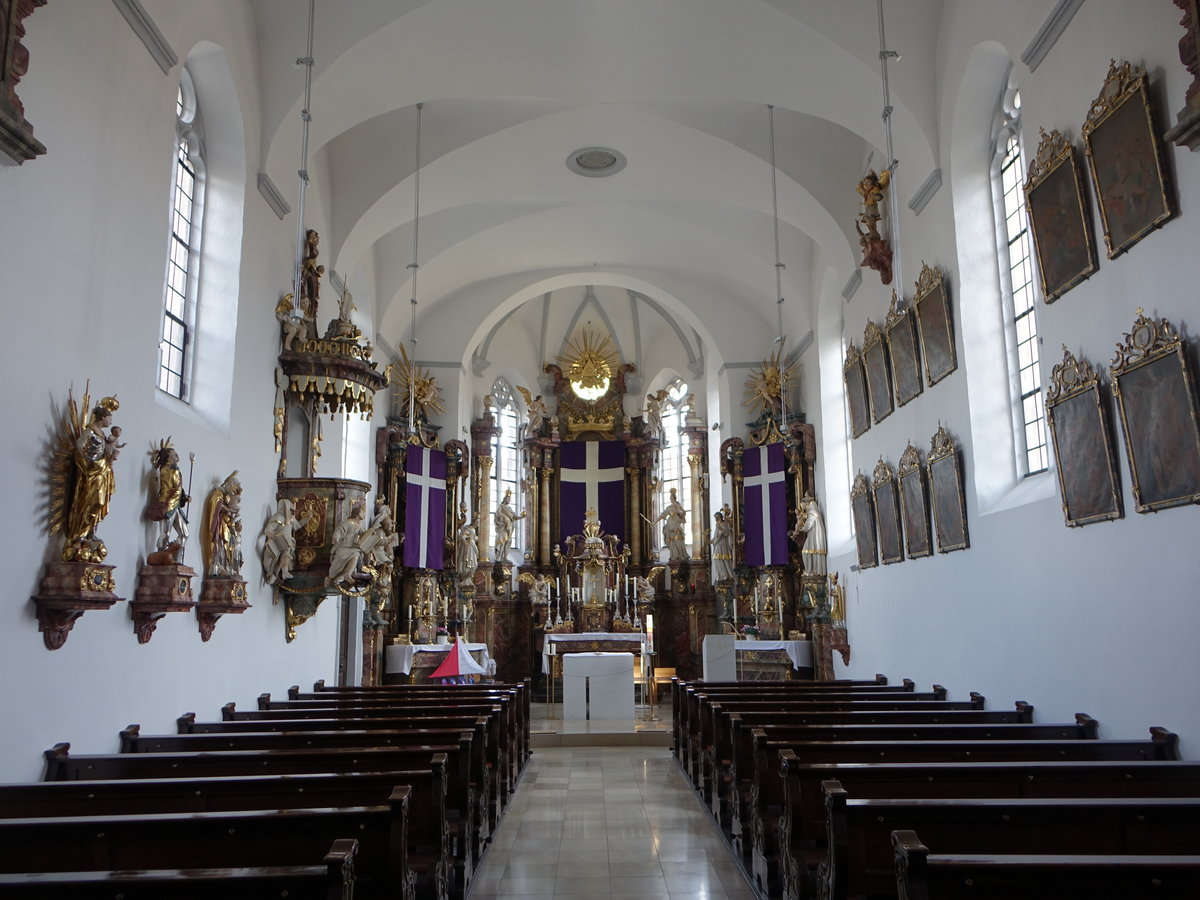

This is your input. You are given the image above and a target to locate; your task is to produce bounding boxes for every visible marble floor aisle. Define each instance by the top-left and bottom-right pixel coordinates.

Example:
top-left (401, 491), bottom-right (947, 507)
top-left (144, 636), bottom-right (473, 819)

top-left (468, 746), bottom-right (757, 899)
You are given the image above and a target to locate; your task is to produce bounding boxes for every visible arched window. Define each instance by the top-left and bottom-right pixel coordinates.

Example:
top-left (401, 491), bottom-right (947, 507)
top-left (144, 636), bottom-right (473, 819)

top-left (991, 78), bottom-right (1048, 475)
top-left (490, 378), bottom-right (523, 557)
top-left (658, 379), bottom-right (691, 554)
top-left (158, 68), bottom-right (206, 400)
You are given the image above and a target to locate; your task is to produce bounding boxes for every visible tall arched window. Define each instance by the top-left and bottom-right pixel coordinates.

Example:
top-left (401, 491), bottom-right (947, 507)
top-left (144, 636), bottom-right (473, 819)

top-left (158, 68), bottom-right (206, 400)
top-left (658, 379), bottom-right (691, 554)
top-left (490, 378), bottom-right (523, 557)
top-left (992, 78), bottom-right (1048, 475)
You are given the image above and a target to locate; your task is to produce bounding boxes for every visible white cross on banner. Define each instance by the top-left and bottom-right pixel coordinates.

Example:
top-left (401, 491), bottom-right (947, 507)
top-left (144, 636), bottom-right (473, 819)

top-left (403, 446), bottom-right (446, 569)
top-left (559, 440), bottom-right (625, 540)
top-left (743, 443), bottom-right (787, 566)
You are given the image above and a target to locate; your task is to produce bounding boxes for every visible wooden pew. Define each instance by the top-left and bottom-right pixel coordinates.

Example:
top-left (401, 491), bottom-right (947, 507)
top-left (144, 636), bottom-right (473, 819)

top-left (0, 787), bottom-right (415, 900)
top-left (824, 786), bottom-right (1200, 900)
top-left (2, 763), bottom-right (451, 899)
top-left (45, 740), bottom-right (479, 895)
top-left (745, 727), bottom-right (1180, 897)
top-left (0, 837), bottom-right (359, 899)
top-left (891, 830), bottom-right (1200, 900)
top-left (778, 756), bottom-right (1200, 900)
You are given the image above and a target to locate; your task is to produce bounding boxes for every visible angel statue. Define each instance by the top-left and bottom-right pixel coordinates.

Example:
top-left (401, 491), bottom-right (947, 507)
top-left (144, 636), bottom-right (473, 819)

top-left (386, 344), bottom-right (445, 428)
top-left (205, 472), bottom-right (244, 578)
top-left (856, 168), bottom-right (891, 241)
top-left (49, 389), bottom-right (123, 563)
top-left (148, 438), bottom-right (191, 553)
top-left (520, 572), bottom-right (551, 609)
top-left (643, 389), bottom-right (668, 438)
top-left (515, 386), bottom-right (548, 436)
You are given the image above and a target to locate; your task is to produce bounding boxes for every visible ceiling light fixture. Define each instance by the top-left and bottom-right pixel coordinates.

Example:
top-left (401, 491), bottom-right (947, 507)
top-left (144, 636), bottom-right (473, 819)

top-left (567, 146), bottom-right (627, 177)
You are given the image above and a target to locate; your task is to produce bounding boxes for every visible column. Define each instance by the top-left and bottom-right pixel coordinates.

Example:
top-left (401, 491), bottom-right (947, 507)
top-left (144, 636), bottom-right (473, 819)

top-left (477, 456), bottom-right (494, 562)
top-left (627, 466), bottom-right (642, 563)
top-left (539, 466), bottom-right (552, 566)
top-left (687, 453), bottom-right (703, 557)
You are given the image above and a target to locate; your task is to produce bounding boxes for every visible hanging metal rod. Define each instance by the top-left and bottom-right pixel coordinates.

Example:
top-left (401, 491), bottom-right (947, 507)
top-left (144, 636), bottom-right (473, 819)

top-left (877, 0), bottom-right (904, 294)
top-left (768, 104), bottom-right (787, 431)
top-left (291, 0), bottom-right (317, 317)
top-left (408, 102), bottom-right (424, 435)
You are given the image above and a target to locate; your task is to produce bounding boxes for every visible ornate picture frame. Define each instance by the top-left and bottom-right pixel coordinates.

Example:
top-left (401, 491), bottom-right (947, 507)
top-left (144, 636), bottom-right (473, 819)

top-left (843, 340), bottom-right (872, 439)
top-left (1024, 128), bottom-right (1098, 302)
top-left (1109, 309), bottom-right (1200, 513)
top-left (863, 319), bottom-right (894, 424)
top-left (1082, 61), bottom-right (1175, 259)
top-left (872, 458), bottom-right (904, 565)
top-left (1045, 346), bottom-right (1123, 526)
top-left (928, 425), bottom-right (969, 553)
top-left (850, 472), bottom-right (878, 569)
top-left (912, 263), bottom-right (957, 386)
top-left (898, 442), bottom-right (932, 559)
top-left (885, 292), bottom-right (923, 407)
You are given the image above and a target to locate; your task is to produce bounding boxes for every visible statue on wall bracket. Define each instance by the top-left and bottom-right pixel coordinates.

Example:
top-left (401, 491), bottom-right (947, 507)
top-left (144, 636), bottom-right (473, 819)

top-left (32, 386), bottom-right (124, 649)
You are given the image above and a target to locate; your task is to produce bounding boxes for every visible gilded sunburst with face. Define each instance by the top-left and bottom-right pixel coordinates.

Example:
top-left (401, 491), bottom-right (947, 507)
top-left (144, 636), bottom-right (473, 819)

top-left (744, 348), bottom-right (797, 418)
top-left (557, 329), bottom-right (620, 401)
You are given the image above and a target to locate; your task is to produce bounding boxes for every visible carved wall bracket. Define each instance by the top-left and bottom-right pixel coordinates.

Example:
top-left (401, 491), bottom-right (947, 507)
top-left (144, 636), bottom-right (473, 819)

top-left (196, 577), bottom-right (250, 642)
top-left (131, 563), bottom-right (198, 643)
top-left (31, 561), bottom-right (122, 650)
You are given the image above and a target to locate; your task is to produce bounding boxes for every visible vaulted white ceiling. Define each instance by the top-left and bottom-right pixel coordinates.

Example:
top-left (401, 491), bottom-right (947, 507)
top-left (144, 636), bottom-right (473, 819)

top-left (252, 0), bottom-right (944, 370)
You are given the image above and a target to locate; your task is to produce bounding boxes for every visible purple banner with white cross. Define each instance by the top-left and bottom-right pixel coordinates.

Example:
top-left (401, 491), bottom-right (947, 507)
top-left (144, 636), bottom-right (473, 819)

top-left (559, 440), bottom-right (625, 541)
top-left (743, 442), bottom-right (788, 566)
top-left (403, 445), bottom-right (446, 570)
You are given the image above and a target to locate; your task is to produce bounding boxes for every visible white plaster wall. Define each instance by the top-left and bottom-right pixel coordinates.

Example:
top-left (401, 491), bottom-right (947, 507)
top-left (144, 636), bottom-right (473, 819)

top-left (832, 0), bottom-right (1200, 757)
top-left (0, 2), bottom-right (339, 781)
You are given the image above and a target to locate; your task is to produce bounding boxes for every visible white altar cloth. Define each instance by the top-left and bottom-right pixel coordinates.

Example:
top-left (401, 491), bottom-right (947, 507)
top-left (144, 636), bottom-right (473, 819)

top-left (733, 639), bottom-right (813, 670)
top-left (562, 652), bottom-right (634, 721)
top-left (385, 642), bottom-right (497, 676)
top-left (542, 631), bottom-right (647, 673)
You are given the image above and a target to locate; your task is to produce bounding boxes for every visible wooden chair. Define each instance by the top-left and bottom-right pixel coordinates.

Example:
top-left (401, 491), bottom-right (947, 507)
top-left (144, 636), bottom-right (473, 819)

top-left (651, 667), bottom-right (676, 707)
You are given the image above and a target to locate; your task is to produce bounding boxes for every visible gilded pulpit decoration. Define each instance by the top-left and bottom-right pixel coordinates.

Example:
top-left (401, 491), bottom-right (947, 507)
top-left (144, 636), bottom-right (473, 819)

top-left (33, 386), bottom-right (123, 649)
top-left (132, 438), bottom-right (198, 644)
top-left (0, 0), bottom-right (47, 164)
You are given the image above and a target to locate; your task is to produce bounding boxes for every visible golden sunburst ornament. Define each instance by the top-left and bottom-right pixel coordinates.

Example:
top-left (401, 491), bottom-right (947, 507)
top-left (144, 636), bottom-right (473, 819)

top-left (385, 344), bottom-right (446, 423)
top-left (744, 348), bottom-right (797, 418)
top-left (557, 329), bottom-right (620, 401)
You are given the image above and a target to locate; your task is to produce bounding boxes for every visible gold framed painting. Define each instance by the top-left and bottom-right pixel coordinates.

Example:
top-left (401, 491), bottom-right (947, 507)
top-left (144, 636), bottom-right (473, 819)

top-left (850, 471), bottom-right (878, 569)
top-left (912, 263), bottom-right (957, 387)
top-left (898, 442), bottom-right (932, 559)
top-left (1045, 346), bottom-right (1123, 527)
top-left (1024, 128), bottom-right (1098, 302)
top-left (844, 340), bottom-right (872, 439)
top-left (1081, 61), bottom-right (1175, 259)
top-left (872, 458), bottom-right (903, 565)
top-left (863, 319), bottom-right (894, 424)
top-left (885, 292), bottom-right (923, 407)
top-left (1109, 309), bottom-right (1200, 513)
top-left (928, 425), bottom-right (969, 553)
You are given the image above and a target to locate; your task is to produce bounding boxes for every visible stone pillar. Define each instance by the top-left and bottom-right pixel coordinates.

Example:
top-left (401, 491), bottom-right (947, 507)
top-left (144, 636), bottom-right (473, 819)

top-left (627, 466), bottom-right (642, 563)
top-left (471, 417), bottom-right (500, 563)
top-left (687, 453), bottom-right (704, 556)
top-left (539, 466), bottom-right (552, 565)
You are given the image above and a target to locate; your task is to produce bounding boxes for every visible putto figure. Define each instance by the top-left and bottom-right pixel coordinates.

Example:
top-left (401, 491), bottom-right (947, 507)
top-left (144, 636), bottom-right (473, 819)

top-left (148, 438), bottom-right (190, 552)
top-left (50, 389), bottom-right (122, 563)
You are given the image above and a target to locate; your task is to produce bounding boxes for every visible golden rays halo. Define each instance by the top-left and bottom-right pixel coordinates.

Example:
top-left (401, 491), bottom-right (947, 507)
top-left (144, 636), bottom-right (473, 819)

top-left (743, 348), bottom-right (798, 418)
top-left (557, 328), bottom-right (620, 401)
top-left (385, 343), bottom-right (446, 421)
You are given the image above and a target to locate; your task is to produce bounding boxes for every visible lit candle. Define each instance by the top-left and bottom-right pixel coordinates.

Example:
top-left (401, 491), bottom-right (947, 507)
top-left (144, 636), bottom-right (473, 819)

top-left (646, 613), bottom-right (654, 655)
top-left (556, 577), bottom-right (561, 597)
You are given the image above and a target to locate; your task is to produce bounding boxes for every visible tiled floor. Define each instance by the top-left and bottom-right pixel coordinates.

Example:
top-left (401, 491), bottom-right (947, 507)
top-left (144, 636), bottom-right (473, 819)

top-left (468, 745), bottom-right (757, 899)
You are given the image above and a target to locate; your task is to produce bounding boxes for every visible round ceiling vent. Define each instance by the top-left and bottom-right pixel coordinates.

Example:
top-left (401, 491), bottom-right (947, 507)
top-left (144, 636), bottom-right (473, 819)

top-left (567, 147), bottom-right (627, 177)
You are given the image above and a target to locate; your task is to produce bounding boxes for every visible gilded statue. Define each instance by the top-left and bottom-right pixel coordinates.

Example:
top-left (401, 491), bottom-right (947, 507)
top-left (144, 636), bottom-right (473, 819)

top-left (205, 472), bottom-right (244, 578)
top-left (515, 385), bottom-right (548, 435)
top-left (49, 389), bottom-right (122, 563)
top-left (148, 438), bottom-right (190, 552)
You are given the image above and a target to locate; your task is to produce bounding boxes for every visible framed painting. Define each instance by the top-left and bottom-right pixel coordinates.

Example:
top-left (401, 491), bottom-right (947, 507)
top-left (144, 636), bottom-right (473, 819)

top-left (1082, 61), bottom-right (1175, 259)
top-left (928, 425), bottom-right (969, 553)
top-left (850, 472), bottom-right (878, 569)
top-left (1045, 346), bottom-right (1123, 526)
top-left (863, 320), bottom-right (894, 424)
top-left (844, 341), bottom-right (871, 439)
top-left (885, 292), bottom-right (923, 407)
top-left (1024, 127), bottom-right (1098, 302)
top-left (1110, 309), bottom-right (1200, 513)
top-left (912, 264), bottom-right (957, 387)
top-left (898, 442), bottom-right (932, 559)
top-left (872, 458), bottom-right (904, 565)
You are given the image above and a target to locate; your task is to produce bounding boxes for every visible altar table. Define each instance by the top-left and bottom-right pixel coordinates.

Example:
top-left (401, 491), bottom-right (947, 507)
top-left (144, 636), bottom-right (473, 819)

top-left (734, 639), bottom-right (813, 681)
top-left (542, 631), bottom-right (647, 673)
top-left (562, 652), bottom-right (635, 721)
top-left (384, 642), bottom-right (496, 683)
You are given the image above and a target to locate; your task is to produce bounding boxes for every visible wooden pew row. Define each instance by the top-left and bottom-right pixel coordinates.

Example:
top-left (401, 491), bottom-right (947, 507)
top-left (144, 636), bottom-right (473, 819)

top-left (669, 676), bottom-right (895, 765)
top-left (0, 838), bottom-right (359, 900)
top-left (708, 703), bottom-right (1044, 817)
top-left (0, 787), bottom-right (415, 900)
top-left (673, 679), bottom-right (916, 773)
top-left (891, 830), bottom-right (1200, 900)
top-left (687, 691), bottom-right (983, 791)
top-left (253, 692), bottom-right (517, 803)
top-left (300, 678), bottom-right (532, 768)
top-left (778, 756), bottom-right (1200, 900)
top-left (745, 728), bottom-right (1181, 897)
top-left (713, 715), bottom-right (1097, 840)
top-left (45, 740), bottom-right (478, 897)
top-left (825, 787), bottom-right (1200, 900)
